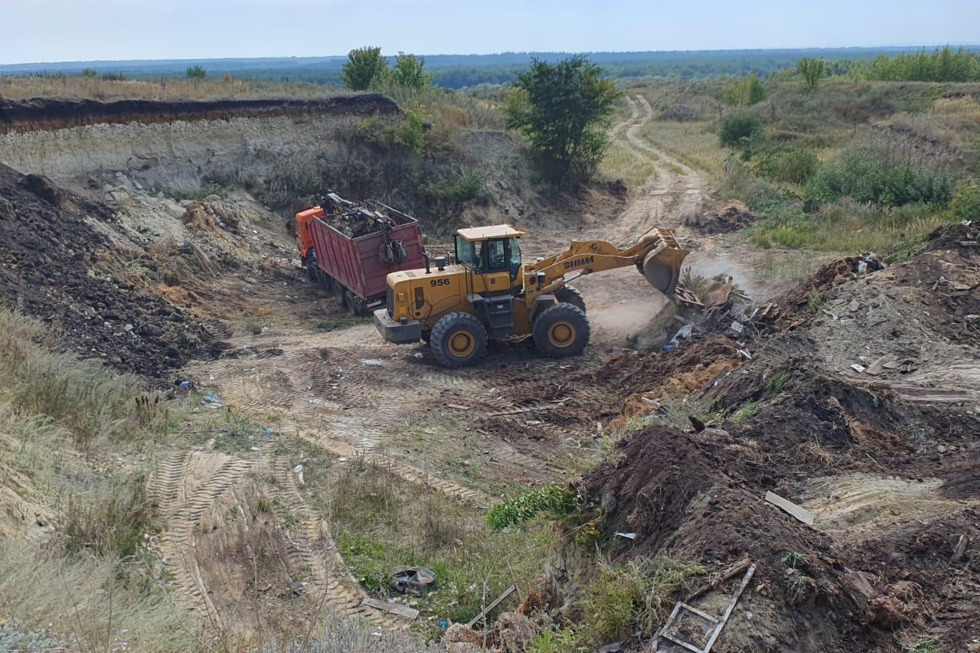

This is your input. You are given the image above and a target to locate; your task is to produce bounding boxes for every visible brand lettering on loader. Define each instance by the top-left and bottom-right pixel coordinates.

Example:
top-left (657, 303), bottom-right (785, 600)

top-left (429, 278), bottom-right (451, 287)
top-left (563, 255), bottom-right (595, 270)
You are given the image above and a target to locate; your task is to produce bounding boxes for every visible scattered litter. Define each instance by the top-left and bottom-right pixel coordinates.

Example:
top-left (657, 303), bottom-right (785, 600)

top-left (764, 491), bottom-right (815, 525)
top-left (615, 532), bottom-right (637, 540)
top-left (203, 393), bottom-right (222, 405)
top-left (597, 643), bottom-right (623, 653)
top-left (263, 427), bottom-right (274, 436)
top-left (250, 446), bottom-right (260, 451)
top-left (361, 358), bottom-right (386, 366)
top-left (293, 464), bottom-right (304, 474)
top-left (361, 597), bottom-right (419, 620)
top-left (851, 364), bottom-right (866, 374)
top-left (736, 348), bottom-right (752, 360)
top-left (413, 352), bottom-right (424, 360)
top-left (178, 380), bottom-right (191, 390)
top-left (391, 566), bottom-right (436, 597)
top-left (849, 299), bottom-right (860, 312)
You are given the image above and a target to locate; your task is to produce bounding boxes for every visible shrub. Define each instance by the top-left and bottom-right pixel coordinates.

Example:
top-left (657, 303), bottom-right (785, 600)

top-left (485, 485), bottom-right (575, 530)
top-left (804, 143), bottom-right (954, 210)
top-left (951, 184), bottom-right (980, 220)
top-left (575, 558), bottom-right (704, 646)
top-left (719, 114), bottom-right (764, 149)
top-left (755, 146), bottom-right (818, 184)
top-left (341, 46), bottom-right (389, 91)
top-left (185, 65), bottom-right (206, 80)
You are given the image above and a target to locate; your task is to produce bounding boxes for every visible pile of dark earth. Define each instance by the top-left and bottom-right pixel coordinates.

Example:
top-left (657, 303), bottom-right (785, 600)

top-left (0, 163), bottom-right (226, 379)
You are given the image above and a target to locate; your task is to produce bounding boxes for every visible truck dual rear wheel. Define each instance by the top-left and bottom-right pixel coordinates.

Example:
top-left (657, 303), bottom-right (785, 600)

top-left (430, 312), bottom-right (488, 368)
top-left (345, 290), bottom-right (368, 318)
top-left (533, 302), bottom-right (591, 358)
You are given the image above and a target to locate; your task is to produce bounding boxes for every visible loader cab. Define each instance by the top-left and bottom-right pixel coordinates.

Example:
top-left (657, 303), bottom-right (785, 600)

top-left (454, 225), bottom-right (525, 287)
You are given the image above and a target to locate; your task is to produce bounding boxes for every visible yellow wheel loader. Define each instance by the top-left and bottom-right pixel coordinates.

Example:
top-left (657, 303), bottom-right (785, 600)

top-left (373, 225), bottom-right (688, 368)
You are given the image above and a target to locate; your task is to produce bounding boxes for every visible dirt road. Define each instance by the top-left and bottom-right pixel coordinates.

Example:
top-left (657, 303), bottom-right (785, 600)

top-left (147, 94), bottom-right (722, 636)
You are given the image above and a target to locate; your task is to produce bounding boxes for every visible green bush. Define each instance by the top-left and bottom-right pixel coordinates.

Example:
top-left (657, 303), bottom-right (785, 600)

top-left (804, 144), bottom-right (954, 210)
top-left (185, 65), bottom-right (206, 80)
top-left (951, 184), bottom-right (980, 220)
top-left (485, 485), bottom-right (575, 530)
top-left (755, 146), bottom-right (819, 184)
top-left (719, 114), bottom-right (764, 149)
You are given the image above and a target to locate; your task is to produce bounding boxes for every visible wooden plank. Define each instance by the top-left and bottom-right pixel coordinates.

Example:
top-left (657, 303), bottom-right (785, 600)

top-left (687, 558), bottom-right (752, 603)
top-left (661, 633), bottom-right (705, 653)
top-left (466, 585), bottom-right (516, 627)
top-left (701, 563), bottom-right (756, 653)
top-left (361, 597), bottom-right (419, 620)
top-left (678, 603), bottom-right (720, 625)
top-left (765, 491), bottom-right (815, 525)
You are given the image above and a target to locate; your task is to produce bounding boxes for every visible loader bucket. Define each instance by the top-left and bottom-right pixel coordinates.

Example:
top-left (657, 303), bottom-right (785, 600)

top-left (642, 246), bottom-right (688, 297)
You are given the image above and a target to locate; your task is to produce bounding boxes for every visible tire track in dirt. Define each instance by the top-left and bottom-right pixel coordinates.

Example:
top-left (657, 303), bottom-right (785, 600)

top-left (157, 456), bottom-right (257, 631)
top-left (270, 457), bottom-right (405, 628)
top-left (147, 450), bottom-right (191, 515)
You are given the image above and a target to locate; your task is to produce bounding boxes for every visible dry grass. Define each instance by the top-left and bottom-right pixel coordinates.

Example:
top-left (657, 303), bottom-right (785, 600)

top-left (0, 542), bottom-right (201, 653)
top-left (599, 142), bottom-right (659, 189)
top-left (0, 75), bottom-right (340, 101)
top-left (638, 118), bottom-right (727, 181)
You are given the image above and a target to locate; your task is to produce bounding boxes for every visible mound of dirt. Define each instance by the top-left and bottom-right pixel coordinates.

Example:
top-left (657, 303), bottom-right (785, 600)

top-left (564, 223), bottom-right (980, 652)
top-left (0, 163), bottom-right (225, 378)
top-left (685, 201), bottom-right (754, 234)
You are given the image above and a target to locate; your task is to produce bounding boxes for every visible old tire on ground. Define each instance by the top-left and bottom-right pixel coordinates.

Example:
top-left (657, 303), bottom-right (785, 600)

top-left (555, 286), bottom-right (586, 313)
top-left (430, 312), bottom-right (488, 368)
top-left (533, 302), bottom-right (590, 358)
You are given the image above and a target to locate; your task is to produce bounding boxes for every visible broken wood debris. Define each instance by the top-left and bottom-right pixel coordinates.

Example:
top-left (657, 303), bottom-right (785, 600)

top-left (765, 491), bottom-right (816, 525)
top-left (466, 584), bottom-right (516, 628)
top-left (651, 563), bottom-right (757, 653)
top-left (361, 597), bottom-right (419, 620)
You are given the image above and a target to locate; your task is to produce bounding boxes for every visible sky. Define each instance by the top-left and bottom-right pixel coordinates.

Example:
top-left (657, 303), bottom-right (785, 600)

top-left (1, 0), bottom-right (978, 64)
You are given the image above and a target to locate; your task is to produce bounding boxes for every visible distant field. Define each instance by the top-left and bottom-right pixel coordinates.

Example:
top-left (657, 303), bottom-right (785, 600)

top-left (4, 45), bottom-right (979, 89)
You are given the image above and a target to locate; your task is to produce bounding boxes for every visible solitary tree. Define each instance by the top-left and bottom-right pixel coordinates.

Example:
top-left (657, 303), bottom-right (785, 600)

top-left (341, 47), bottom-right (389, 91)
top-left (797, 58), bottom-right (825, 91)
top-left (186, 65), bottom-right (207, 80)
top-left (505, 56), bottom-right (620, 189)
top-left (391, 54), bottom-right (433, 90)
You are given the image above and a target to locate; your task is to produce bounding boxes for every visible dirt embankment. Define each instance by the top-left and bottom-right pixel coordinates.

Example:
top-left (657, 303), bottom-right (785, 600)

top-left (0, 164), bottom-right (225, 378)
top-left (0, 94), bottom-right (399, 134)
top-left (539, 224), bottom-right (980, 653)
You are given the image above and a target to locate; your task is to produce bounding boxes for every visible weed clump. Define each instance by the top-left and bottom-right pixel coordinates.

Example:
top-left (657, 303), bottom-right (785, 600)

top-left (484, 485), bottom-right (576, 531)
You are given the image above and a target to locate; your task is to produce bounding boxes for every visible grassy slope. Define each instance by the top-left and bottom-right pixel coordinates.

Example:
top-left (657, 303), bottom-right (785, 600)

top-left (628, 80), bottom-right (980, 256)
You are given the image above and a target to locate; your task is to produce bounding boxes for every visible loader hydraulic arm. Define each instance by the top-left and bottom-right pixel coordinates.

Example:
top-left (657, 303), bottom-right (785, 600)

top-left (526, 228), bottom-right (688, 298)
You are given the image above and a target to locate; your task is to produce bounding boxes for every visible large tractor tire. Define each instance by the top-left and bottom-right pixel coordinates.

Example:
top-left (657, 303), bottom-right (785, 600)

top-left (554, 285), bottom-right (586, 313)
top-left (430, 312), bottom-right (488, 368)
top-left (533, 303), bottom-right (591, 358)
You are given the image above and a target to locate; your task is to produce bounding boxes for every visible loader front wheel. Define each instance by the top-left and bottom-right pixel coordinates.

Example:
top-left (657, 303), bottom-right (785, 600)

top-left (554, 285), bottom-right (586, 313)
top-left (430, 313), bottom-right (487, 368)
top-left (533, 303), bottom-right (590, 358)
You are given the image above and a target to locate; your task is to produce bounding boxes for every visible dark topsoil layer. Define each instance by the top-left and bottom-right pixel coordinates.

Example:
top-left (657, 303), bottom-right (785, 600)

top-left (0, 163), bottom-right (225, 378)
top-left (524, 224), bottom-right (980, 653)
top-left (0, 94), bottom-right (400, 134)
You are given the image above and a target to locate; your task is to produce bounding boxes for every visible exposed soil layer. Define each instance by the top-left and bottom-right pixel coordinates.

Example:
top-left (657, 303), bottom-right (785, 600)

top-left (0, 94), bottom-right (399, 134)
top-left (0, 163), bottom-right (225, 377)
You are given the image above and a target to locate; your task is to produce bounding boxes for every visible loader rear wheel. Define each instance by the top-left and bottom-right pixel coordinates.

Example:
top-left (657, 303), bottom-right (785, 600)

top-left (533, 303), bottom-right (590, 358)
top-left (555, 286), bottom-right (586, 313)
top-left (430, 313), bottom-right (487, 368)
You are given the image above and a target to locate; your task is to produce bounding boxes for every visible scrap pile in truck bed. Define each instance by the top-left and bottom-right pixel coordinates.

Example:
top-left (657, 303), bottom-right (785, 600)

top-left (317, 191), bottom-right (413, 238)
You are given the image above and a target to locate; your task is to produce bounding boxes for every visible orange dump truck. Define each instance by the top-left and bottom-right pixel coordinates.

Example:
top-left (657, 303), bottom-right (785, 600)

top-left (296, 193), bottom-right (426, 316)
